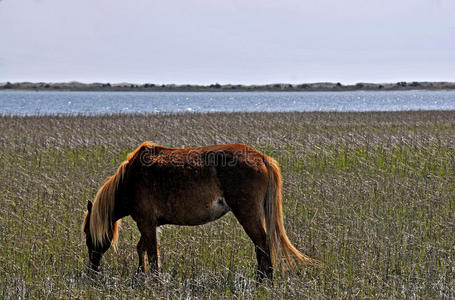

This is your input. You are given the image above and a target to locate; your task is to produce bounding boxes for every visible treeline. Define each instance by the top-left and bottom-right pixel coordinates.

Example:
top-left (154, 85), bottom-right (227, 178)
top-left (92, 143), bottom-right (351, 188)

top-left (1, 81), bottom-right (455, 92)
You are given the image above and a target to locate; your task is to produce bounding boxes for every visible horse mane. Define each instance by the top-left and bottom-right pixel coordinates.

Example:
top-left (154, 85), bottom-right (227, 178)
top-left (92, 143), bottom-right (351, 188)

top-left (127, 141), bottom-right (154, 161)
top-left (88, 141), bottom-right (154, 249)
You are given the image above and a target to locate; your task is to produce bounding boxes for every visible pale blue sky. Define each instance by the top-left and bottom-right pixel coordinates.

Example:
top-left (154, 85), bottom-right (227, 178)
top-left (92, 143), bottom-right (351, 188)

top-left (0, 0), bottom-right (454, 84)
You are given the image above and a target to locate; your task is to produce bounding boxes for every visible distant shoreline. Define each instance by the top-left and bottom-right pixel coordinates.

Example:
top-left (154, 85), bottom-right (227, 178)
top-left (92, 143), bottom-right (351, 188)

top-left (1, 81), bottom-right (455, 92)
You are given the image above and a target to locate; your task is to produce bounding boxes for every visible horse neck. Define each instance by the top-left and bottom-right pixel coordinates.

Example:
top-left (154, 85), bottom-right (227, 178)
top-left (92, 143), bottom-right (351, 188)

top-left (111, 184), bottom-right (130, 222)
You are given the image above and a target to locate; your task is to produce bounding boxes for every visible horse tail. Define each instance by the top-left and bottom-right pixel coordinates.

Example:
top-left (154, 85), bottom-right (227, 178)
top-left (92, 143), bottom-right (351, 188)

top-left (89, 141), bottom-right (154, 250)
top-left (263, 155), bottom-right (321, 269)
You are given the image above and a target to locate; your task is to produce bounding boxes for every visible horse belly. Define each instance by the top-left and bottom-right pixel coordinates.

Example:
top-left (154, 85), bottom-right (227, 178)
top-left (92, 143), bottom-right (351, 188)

top-left (204, 196), bottom-right (231, 222)
top-left (158, 182), bottom-right (231, 226)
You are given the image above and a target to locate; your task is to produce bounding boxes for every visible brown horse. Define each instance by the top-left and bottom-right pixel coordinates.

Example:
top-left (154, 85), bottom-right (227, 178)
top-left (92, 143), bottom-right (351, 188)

top-left (81, 142), bottom-right (319, 280)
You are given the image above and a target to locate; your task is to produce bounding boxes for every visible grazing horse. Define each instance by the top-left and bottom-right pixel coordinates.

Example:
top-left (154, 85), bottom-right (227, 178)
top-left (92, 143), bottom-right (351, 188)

top-left (81, 142), bottom-right (319, 280)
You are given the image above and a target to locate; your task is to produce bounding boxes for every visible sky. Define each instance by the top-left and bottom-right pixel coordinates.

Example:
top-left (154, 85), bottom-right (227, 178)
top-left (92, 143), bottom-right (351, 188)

top-left (0, 0), bottom-right (454, 84)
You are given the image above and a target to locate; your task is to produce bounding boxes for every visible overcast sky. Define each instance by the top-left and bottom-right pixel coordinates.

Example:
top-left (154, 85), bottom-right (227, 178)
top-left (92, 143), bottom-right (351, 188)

top-left (0, 0), bottom-right (454, 84)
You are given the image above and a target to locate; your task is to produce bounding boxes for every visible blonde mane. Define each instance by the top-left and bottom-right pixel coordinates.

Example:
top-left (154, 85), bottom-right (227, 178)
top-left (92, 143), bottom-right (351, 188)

top-left (86, 141), bottom-right (154, 249)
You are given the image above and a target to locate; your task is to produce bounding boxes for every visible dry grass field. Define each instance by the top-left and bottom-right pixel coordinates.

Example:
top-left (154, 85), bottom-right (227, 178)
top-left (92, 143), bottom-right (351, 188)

top-left (0, 111), bottom-right (454, 299)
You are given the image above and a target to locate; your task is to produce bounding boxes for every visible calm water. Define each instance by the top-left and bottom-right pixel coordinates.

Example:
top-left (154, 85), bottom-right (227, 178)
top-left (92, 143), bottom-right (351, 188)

top-left (0, 90), bottom-right (454, 115)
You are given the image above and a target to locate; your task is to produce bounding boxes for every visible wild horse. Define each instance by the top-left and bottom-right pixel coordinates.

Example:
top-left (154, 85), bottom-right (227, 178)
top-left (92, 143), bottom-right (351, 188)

top-left (82, 142), bottom-right (319, 280)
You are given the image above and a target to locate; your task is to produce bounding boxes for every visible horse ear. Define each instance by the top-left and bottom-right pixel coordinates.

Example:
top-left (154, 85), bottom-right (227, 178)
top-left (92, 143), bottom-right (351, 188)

top-left (87, 200), bottom-right (93, 212)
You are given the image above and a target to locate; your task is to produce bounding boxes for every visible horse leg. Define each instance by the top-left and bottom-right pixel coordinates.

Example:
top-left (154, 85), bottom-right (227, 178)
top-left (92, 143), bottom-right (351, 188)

top-left (136, 235), bottom-right (147, 273)
top-left (137, 222), bottom-right (160, 276)
top-left (231, 205), bottom-right (273, 281)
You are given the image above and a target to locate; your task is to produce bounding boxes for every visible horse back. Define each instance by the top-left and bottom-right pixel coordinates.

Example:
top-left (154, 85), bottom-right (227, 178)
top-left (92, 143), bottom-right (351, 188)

top-left (125, 143), bottom-right (269, 225)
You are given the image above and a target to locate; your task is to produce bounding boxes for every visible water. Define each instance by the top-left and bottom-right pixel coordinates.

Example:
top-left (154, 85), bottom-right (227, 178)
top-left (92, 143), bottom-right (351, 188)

top-left (0, 90), bottom-right (454, 115)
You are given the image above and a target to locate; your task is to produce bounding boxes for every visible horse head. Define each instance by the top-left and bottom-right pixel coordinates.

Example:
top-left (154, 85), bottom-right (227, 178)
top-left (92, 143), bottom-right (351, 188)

top-left (82, 200), bottom-right (112, 272)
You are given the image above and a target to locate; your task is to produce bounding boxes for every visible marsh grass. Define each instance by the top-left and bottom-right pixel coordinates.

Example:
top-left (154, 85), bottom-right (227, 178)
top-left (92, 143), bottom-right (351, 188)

top-left (0, 111), bottom-right (454, 298)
